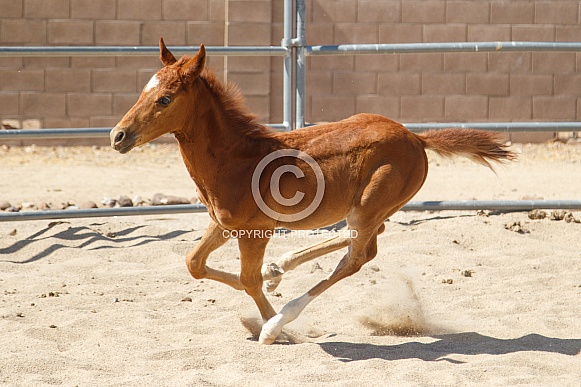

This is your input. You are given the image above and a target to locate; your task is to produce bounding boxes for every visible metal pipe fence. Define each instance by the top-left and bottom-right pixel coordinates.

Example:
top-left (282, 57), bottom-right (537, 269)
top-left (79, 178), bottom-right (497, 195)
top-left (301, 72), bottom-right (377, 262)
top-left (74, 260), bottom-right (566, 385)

top-left (1, 0), bottom-right (580, 221)
top-left (2, 201), bottom-right (580, 223)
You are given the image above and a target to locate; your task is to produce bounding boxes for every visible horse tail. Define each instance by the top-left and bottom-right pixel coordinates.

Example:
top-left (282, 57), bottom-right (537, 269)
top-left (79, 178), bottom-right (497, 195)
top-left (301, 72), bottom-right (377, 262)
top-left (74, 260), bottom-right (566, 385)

top-left (416, 128), bottom-right (517, 169)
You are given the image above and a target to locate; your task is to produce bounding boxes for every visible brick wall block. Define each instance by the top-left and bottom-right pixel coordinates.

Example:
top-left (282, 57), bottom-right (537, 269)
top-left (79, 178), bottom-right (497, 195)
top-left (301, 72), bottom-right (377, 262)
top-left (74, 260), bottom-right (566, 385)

top-left (0, 92), bottom-right (19, 115)
top-left (533, 96), bottom-right (576, 120)
top-left (512, 26), bottom-right (555, 42)
top-left (92, 70), bottom-right (138, 93)
top-left (228, 72), bottom-right (270, 96)
top-left (488, 52), bottom-right (531, 73)
top-left (333, 72), bottom-right (377, 94)
top-left (20, 92), bottom-right (66, 116)
top-left (400, 53), bottom-right (444, 72)
top-left (227, 57), bottom-right (270, 73)
top-left (0, 19), bottom-right (46, 44)
top-left (401, 96), bottom-right (444, 121)
top-left (334, 24), bottom-right (378, 44)
top-left (311, 95), bottom-right (355, 122)
top-left (306, 70), bottom-right (332, 94)
top-left (142, 21), bottom-right (186, 45)
top-left (48, 20), bottom-right (94, 45)
top-left (355, 55), bottom-right (398, 72)
top-left (489, 97), bottom-right (532, 120)
top-left (0, 0), bottom-right (23, 17)
top-left (228, 23), bottom-right (271, 45)
top-left (163, 0), bottom-right (209, 21)
top-left (510, 74), bottom-right (553, 96)
top-left (44, 117), bottom-right (88, 129)
top-left (71, 0), bottom-right (116, 19)
top-left (209, 0), bottom-right (225, 22)
top-left (445, 95), bottom-right (488, 121)
top-left (229, 1), bottom-right (271, 23)
top-left (556, 26), bottom-right (581, 42)
top-left (446, 1), bottom-right (490, 24)
top-left (467, 25), bottom-right (511, 41)
top-left (24, 0), bottom-right (69, 18)
top-left (118, 0), bottom-right (162, 20)
top-left (118, 57), bottom-right (161, 70)
top-left (532, 53), bottom-right (576, 73)
top-left (356, 95), bottom-right (399, 118)
top-left (309, 56), bottom-right (354, 71)
top-left (306, 23), bottom-right (334, 45)
top-left (490, 1), bottom-right (534, 24)
top-left (113, 93), bottom-right (140, 115)
top-left (444, 53), bottom-right (488, 72)
top-left (402, 1), bottom-right (446, 23)
top-left (68, 93), bottom-right (112, 117)
top-left (422, 73), bottom-right (465, 95)
top-left (187, 22), bottom-right (225, 45)
top-left (46, 69), bottom-right (91, 92)
top-left (535, 1), bottom-right (579, 25)
top-left (96, 21), bottom-right (141, 45)
top-left (1, 69), bottom-right (44, 91)
top-left (72, 57), bottom-right (116, 69)
top-left (378, 73), bottom-right (421, 95)
top-left (357, 1), bottom-right (401, 23)
top-left (313, 0), bottom-right (357, 23)
top-left (24, 57), bottom-right (69, 68)
top-left (467, 74), bottom-right (509, 96)
top-left (424, 24), bottom-right (466, 43)
top-left (555, 75), bottom-right (581, 95)
top-left (379, 25), bottom-right (422, 43)
top-left (0, 58), bottom-right (23, 69)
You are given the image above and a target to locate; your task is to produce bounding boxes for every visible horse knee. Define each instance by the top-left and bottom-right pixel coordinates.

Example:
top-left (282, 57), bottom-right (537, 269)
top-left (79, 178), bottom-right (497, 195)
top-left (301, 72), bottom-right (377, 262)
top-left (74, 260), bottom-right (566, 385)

top-left (239, 273), bottom-right (263, 296)
top-left (186, 253), bottom-right (206, 280)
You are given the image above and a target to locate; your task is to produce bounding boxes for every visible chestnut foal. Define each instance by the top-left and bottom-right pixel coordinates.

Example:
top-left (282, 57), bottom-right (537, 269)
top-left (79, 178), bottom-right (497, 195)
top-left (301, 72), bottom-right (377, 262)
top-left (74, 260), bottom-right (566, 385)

top-left (111, 39), bottom-right (516, 344)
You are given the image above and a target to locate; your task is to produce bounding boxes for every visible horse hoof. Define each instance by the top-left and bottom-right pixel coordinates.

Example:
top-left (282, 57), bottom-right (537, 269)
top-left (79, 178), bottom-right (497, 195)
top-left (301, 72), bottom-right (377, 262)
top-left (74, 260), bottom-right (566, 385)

top-left (259, 314), bottom-right (284, 344)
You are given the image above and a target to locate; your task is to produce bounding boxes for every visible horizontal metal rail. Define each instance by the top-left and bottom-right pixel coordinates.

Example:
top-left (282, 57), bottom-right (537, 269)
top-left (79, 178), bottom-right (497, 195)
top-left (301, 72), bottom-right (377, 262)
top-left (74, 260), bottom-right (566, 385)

top-left (2, 201), bottom-right (580, 222)
top-left (0, 124), bottom-right (288, 140)
top-left (404, 122), bottom-right (581, 133)
top-left (2, 122), bottom-right (579, 141)
top-left (0, 45), bottom-right (288, 57)
top-left (306, 41), bottom-right (581, 56)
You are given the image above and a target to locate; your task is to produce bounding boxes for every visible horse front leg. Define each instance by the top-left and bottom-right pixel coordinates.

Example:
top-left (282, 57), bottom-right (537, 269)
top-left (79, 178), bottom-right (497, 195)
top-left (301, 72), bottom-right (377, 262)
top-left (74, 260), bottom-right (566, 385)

top-left (237, 235), bottom-right (277, 322)
top-left (186, 220), bottom-right (244, 291)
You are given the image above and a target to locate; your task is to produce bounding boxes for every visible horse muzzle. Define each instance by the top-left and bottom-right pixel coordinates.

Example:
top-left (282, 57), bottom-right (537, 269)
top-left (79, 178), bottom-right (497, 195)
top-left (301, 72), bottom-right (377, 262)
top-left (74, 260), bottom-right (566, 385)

top-left (110, 126), bottom-right (137, 154)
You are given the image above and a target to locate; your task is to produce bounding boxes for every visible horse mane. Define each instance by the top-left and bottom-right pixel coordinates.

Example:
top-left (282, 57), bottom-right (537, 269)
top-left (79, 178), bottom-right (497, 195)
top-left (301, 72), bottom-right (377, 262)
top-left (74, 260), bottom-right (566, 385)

top-left (196, 65), bottom-right (274, 138)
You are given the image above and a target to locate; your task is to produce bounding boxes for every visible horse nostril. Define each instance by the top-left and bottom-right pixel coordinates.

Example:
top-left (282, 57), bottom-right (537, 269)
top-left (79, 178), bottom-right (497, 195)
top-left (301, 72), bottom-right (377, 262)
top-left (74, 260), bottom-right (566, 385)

top-left (114, 131), bottom-right (125, 145)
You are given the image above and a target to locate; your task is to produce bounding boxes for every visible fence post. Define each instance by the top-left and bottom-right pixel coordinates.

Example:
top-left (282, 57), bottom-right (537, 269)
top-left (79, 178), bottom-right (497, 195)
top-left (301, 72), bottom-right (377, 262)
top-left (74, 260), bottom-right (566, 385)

top-left (282, 0), bottom-right (294, 131)
top-left (295, 0), bottom-right (307, 129)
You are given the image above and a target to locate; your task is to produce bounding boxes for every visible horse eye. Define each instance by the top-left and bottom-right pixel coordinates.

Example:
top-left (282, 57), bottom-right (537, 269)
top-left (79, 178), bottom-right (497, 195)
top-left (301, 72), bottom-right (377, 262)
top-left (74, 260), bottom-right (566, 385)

top-left (157, 96), bottom-right (171, 107)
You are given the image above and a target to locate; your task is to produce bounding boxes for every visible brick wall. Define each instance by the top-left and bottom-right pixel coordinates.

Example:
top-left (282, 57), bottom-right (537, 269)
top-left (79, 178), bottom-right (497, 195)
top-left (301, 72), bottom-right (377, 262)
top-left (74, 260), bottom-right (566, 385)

top-left (294, 0), bottom-right (581, 142)
top-left (1, 0), bottom-right (580, 144)
top-left (0, 0), bottom-right (274, 143)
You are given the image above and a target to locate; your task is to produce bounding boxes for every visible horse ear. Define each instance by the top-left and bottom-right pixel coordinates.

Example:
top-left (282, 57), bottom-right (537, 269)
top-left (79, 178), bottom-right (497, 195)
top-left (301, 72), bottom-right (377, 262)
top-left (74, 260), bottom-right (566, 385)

top-left (180, 45), bottom-right (206, 83)
top-left (159, 37), bottom-right (177, 66)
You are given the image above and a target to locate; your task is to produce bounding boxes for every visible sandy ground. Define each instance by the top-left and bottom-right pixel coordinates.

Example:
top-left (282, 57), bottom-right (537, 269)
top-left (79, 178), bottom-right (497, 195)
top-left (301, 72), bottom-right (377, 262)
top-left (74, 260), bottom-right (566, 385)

top-left (0, 141), bottom-right (580, 386)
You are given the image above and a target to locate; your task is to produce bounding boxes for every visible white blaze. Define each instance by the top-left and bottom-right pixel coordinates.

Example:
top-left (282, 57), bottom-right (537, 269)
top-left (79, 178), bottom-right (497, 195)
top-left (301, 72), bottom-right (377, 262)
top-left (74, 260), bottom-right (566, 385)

top-left (144, 74), bottom-right (159, 92)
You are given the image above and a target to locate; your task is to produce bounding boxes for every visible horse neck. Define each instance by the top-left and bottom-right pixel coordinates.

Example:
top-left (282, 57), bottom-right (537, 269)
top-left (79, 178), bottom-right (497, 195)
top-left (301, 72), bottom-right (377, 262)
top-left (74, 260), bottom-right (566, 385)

top-left (173, 77), bottom-right (273, 189)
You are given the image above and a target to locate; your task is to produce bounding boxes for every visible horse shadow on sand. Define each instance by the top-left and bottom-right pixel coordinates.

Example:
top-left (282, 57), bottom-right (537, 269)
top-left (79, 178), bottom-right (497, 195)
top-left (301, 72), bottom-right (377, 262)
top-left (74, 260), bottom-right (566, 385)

top-left (318, 332), bottom-right (581, 363)
top-left (1, 221), bottom-right (190, 264)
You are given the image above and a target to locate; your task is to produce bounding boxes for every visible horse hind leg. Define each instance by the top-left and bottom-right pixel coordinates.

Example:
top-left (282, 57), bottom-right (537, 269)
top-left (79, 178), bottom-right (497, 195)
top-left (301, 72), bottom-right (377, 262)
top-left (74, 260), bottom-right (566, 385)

top-left (261, 234), bottom-right (351, 292)
top-left (259, 225), bottom-right (382, 345)
top-left (261, 223), bottom-right (386, 293)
